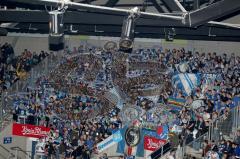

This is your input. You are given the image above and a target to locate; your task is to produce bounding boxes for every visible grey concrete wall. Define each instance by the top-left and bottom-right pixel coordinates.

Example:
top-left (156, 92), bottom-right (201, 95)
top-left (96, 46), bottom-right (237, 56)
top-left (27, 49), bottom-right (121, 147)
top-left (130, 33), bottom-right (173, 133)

top-left (0, 122), bottom-right (28, 159)
top-left (67, 35), bottom-right (240, 55)
top-left (161, 39), bottom-right (240, 55)
top-left (1, 34), bottom-right (240, 56)
top-left (0, 34), bottom-right (50, 55)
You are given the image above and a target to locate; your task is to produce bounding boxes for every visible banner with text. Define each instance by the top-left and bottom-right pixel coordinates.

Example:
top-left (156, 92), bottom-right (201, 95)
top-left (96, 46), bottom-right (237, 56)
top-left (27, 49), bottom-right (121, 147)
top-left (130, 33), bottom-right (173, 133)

top-left (12, 123), bottom-right (50, 138)
top-left (97, 130), bottom-right (122, 152)
top-left (144, 136), bottom-right (167, 152)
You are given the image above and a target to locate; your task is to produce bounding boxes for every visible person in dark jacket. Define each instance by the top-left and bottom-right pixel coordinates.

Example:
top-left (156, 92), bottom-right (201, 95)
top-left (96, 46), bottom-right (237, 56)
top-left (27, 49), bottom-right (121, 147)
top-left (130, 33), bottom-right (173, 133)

top-left (232, 143), bottom-right (240, 158)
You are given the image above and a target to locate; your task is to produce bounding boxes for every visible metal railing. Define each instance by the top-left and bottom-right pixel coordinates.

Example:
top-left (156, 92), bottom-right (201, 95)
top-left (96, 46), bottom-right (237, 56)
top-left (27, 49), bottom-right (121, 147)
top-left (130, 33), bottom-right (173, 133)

top-left (182, 103), bottom-right (240, 158)
top-left (0, 145), bottom-right (32, 159)
top-left (150, 142), bottom-right (172, 159)
top-left (1, 49), bottom-right (240, 159)
top-left (11, 147), bottom-right (32, 159)
top-left (0, 145), bottom-right (15, 159)
top-left (0, 51), bottom-right (106, 131)
top-left (149, 98), bottom-right (240, 159)
top-left (0, 52), bottom-right (63, 131)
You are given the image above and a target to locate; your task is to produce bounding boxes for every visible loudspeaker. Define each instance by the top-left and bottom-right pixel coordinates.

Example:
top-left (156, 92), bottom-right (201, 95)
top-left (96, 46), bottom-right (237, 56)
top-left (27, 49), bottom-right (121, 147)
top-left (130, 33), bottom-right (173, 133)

top-left (0, 28), bottom-right (8, 36)
top-left (48, 10), bottom-right (64, 51)
top-left (48, 35), bottom-right (64, 51)
top-left (119, 16), bottom-right (136, 52)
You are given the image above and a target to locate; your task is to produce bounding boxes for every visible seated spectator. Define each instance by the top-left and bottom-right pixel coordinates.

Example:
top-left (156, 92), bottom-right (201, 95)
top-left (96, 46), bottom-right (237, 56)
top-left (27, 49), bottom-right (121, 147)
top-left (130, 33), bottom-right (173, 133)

top-left (5, 45), bottom-right (240, 159)
top-left (0, 44), bottom-right (49, 90)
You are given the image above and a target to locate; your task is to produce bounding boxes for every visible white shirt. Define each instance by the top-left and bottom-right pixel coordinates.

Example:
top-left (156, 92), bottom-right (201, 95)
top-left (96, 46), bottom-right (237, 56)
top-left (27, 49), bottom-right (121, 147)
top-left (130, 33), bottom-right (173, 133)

top-left (167, 155), bottom-right (175, 159)
top-left (35, 141), bottom-right (45, 156)
top-left (206, 151), bottom-right (220, 159)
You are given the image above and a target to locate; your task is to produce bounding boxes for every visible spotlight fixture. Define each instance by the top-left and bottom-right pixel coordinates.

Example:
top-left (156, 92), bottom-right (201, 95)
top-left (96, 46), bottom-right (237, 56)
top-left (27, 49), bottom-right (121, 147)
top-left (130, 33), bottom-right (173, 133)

top-left (0, 28), bottom-right (8, 36)
top-left (165, 28), bottom-right (176, 42)
top-left (49, 10), bottom-right (64, 36)
top-left (49, 10), bottom-right (65, 51)
top-left (119, 7), bottom-right (140, 53)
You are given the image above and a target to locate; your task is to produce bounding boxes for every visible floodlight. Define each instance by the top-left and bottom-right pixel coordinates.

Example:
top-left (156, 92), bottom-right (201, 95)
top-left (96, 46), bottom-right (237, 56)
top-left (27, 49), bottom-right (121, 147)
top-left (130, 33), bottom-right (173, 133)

top-left (165, 28), bottom-right (175, 42)
top-left (119, 7), bottom-right (140, 52)
top-left (48, 10), bottom-right (64, 51)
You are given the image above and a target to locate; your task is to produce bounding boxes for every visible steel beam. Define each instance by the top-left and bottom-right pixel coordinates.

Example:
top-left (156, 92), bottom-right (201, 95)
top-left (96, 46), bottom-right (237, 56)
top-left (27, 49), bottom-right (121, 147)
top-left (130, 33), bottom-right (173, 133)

top-left (150, 0), bottom-right (165, 13)
top-left (1, 10), bottom-right (240, 29)
top-left (3, 0), bottom-right (184, 21)
top-left (4, 22), bottom-right (240, 41)
top-left (161, 0), bottom-right (186, 12)
top-left (0, 10), bottom-right (184, 27)
top-left (186, 0), bottom-right (240, 27)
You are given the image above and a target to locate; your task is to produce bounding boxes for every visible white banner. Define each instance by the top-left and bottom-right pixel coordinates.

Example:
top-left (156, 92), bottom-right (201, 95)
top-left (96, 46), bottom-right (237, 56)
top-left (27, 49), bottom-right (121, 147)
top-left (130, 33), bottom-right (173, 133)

top-left (97, 130), bottom-right (122, 152)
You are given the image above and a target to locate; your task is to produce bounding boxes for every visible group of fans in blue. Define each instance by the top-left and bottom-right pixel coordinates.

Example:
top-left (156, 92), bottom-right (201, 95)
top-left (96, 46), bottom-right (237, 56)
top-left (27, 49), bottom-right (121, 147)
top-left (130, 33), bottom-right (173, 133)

top-left (3, 42), bottom-right (240, 159)
top-left (0, 43), bottom-right (48, 90)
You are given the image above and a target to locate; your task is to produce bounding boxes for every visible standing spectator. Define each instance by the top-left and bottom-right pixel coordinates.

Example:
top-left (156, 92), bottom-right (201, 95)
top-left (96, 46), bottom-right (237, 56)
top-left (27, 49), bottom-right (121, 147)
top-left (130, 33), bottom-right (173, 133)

top-left (35, 138), bottom-right (45, 159)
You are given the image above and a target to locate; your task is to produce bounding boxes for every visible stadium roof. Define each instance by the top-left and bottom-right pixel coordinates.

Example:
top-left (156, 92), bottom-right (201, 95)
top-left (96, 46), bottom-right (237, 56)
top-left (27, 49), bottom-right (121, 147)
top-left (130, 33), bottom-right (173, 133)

top-left (1, 0), bottom-right (240, 41)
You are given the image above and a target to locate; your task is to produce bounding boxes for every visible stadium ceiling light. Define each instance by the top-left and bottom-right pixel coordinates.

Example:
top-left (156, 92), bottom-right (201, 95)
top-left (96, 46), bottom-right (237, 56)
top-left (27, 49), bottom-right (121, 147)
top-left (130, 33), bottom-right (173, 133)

top-left (49, 10), bottom-right (64, 36)
top-left (164, 28), bottom-right (176, 42)
top-left (119, 7), bottom-right (140, 52)
top-left (48, 0), bottom-right (68, 51)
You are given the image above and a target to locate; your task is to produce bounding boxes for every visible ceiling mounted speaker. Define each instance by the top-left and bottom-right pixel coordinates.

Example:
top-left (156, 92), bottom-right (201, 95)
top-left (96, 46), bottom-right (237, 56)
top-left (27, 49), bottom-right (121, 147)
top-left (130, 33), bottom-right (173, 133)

top-left (0, 28), bottom-right (8, 36)
top-left (119, 16), bottom-right (136, 52)
top-left (49, 35), bottom-right (64, 51)
top-left (119, 7), bottom-right (140, 53)
top-left (48, 10), bottom-right (65, 51)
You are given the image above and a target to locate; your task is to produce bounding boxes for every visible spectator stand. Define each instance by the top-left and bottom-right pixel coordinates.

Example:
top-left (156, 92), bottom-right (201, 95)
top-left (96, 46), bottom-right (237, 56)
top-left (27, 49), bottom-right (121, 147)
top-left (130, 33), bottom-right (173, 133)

top-left (109, 47), bottom-right (240, 159)
top-left (8, 80), bottom-right (123, 158)
top-left (0, 52), bottom-right (62, 131)
top-left (9, 83), bottom-right (106, 125)
top-left (5, 48), bottom-right (124, 159)
top-left (1, 45), bottom-right (240, 159)
top-left (181, 103), bottom-right (240, 159)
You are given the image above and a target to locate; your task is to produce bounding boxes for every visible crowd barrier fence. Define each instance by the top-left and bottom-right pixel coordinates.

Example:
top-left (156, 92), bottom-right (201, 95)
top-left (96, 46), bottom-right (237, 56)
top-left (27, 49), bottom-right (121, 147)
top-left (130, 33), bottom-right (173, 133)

top-left (0, 52), bottom-right (63, 131)
top-left (182, 103), bottom-right (240, 158)
top-left (1, 51), bottom-right (240, 159)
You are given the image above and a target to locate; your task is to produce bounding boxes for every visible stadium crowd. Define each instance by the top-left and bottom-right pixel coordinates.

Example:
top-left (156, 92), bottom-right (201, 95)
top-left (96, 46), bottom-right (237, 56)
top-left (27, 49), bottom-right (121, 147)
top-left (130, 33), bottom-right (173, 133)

top-left (13, 82), bottom-right (123, 159)
top-left (7, 43), bottom-right (240, 159)
top-left (142, 48), bottom-right (240, 159)
top-left (0, 42), bottom-right (49, 91)
top-left (11, 48), bottom-right (122, 159)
